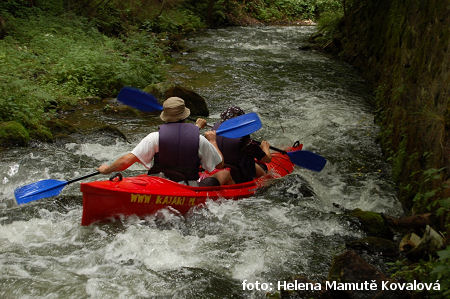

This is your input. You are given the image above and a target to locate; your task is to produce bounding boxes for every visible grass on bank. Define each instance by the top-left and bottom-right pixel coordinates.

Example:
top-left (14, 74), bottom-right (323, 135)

top-left (0, 11), bottom-right (169, 142)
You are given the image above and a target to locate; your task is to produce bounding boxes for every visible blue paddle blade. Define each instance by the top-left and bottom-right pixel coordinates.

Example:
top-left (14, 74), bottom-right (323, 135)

top-left (15, 179), bottom-right (68, 205)
top-left (117, 87), bottom-right (163, 112)
top-left (287, 150), bottom-right (327, 172)
top-left (216, 112), bottom-right (262, 138)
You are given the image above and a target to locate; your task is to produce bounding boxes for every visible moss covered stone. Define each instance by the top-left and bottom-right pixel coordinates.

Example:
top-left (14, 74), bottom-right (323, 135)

top-left (349, 208), bottom-right (393, 238)
top-left (29, 124), bottom-right (53, 142)
top-left (45, 119), bottom-right (76, 135)
top-left (0, 121), bottom-right (30, 146)
top-left (144, 82), bottom-right (174, 101)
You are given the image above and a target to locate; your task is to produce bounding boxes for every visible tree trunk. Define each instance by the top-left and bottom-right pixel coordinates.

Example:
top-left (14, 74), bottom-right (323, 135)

top-left (207, 0), bottom-right (216, 27)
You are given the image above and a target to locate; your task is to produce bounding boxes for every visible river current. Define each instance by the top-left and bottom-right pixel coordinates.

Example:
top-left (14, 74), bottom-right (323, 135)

top-left (0, 26), bottom-right (402, 298)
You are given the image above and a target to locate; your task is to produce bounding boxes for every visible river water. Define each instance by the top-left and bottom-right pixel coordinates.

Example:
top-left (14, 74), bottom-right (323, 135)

top-left (0, 26), bottom-right (402, 298)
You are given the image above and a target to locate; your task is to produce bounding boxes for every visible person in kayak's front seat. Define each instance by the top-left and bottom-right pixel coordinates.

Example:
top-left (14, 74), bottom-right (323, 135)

top-left (97, 97), bottom-right (233, 187)
top-left (213, 106), bottom-right (272, 184)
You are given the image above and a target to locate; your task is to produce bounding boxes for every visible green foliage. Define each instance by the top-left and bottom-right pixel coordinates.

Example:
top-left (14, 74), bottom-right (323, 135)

top-left (183, 0), bottom-right (343, 25)
top-left (0, 0), bottom-right (35, 18)
top-left (183, 0), bottom-right (230, 27)
top-left (44, 29), bottom-right (165, 97)
top-left (34, 0), bottom-right (65, 14)
top-left (274, 0), bottom-right (316, 20)
top-left (88, 3), bottom-right (124, 36)
top-left (389, 246), bottom-right (450, 297)
top-left (1, 8), bottom-right (167, 138)
top-left (314, 0), bottom-right (342, 15)
top-left (412, 167), bottom-right (447, 214)
top-left (309, 2), bottom-right (343, 49)
top-left (389, 258), bottom-right (434, 282)
top-left (432, 246), bottom-right (450, 296)
top-left (257, 0), bottom-right (343, 21)
top-left (437, 197), bottom-right (450, 218)
top-left (142, 8), bottom-right (205, 34)
top-left (243, 0), bottom-right (307, 22)
top-left (317, 9), bottom-right (343, 37)
top-left (389, 137), bottom-right (407, 182)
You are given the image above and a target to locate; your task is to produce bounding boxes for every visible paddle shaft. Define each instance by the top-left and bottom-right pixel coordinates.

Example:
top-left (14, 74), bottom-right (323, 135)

top-left (67, 171), bottom-right (100, 184)
top-left (189, 118), bottom-right (281, 151)
top-left (251, 140), bottom-right (287, 154)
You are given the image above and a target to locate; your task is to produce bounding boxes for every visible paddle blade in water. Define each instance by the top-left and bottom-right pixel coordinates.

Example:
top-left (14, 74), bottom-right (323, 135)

top-left (15, 179), bottom-right (68, 205)
top-left (216, 112), bottom-right (262, 138)
top-left (117, 87), bottom-right (163, 112)
top-left (287, 150), bottom-right (327, 172)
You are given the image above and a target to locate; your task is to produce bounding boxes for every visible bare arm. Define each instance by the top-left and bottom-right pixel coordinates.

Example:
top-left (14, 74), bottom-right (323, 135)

top-left (204, 130), bottom-right (225, 169)
top-left (97, 153), bottom-right (139, 174)
top-left (259, 140), bottom-right (272, 163)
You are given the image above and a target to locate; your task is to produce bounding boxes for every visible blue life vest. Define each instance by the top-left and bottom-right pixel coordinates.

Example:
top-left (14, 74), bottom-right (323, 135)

top-left (148, 123), bottom-right (200, 181)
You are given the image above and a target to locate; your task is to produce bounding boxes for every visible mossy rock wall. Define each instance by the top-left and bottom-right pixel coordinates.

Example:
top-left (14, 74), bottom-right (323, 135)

top-left (337, 0), bottom-right (449, 213)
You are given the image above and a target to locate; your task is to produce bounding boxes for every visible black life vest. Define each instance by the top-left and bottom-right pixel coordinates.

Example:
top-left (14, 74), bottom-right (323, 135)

top-left (213, 122), bottom-right (256, 183)
top-left (148, 123), bottom-right (200, 181)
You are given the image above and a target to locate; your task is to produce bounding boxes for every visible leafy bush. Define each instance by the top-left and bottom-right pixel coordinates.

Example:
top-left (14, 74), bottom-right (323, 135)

top-left (182, 0), bottom-right (230, 27)
top-left (243, 0), bottom-right (343, 22)
top-left (318, 10), bottom-right (343, 35)
top-left (275, 0), bottom-right (316, 20)
top-left (411, 168), bottom-right (449, 224)
top-left (432, 246), bottom-right (450, 297)
top-left (256, 5), bottom-right (284, 22)
top-left (142, 8), bottom-right (205, 34)
top-left (0, 9), bottom-right (167, 134)
top-left (314, 0), bottom-right (343, 17)
top-left (389, 246), bottom-right (450, 298)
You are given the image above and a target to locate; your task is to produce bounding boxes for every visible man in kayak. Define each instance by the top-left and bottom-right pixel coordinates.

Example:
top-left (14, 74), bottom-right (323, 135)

top-left (213, 106), bottom-right (272, 184)
top-left (97, 97), bottom-right (232, 186)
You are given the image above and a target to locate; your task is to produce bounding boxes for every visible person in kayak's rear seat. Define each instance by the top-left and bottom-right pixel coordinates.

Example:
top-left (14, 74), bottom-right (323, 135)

top-left (213, 106), bottom-right (272, 184)
top-left (97, 97), bottom-right (233, 187)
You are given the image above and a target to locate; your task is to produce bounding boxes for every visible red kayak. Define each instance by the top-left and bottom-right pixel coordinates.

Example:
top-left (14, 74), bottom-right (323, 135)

top-left (80, 143), bottom-right (302, 225)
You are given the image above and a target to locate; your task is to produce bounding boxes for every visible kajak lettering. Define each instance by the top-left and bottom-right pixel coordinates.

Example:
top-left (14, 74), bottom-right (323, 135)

top-left (130, 194), bottom-right (196, 206)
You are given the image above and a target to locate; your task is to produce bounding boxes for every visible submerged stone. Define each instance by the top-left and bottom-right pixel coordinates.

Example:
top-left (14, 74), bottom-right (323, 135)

top-left (347, 236), bottom-right (398, 257)
top-left (95, 125), bottom-right (129, 143)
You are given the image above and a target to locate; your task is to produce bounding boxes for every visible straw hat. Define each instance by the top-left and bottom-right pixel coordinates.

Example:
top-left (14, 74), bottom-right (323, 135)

top-left (160, 97), bottom-right (190, 122)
